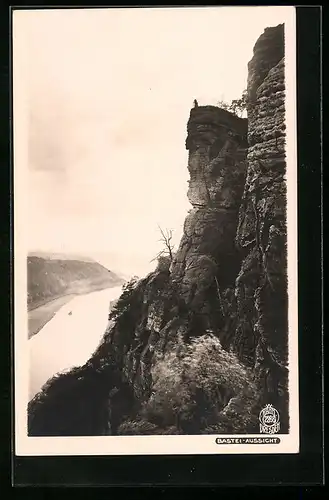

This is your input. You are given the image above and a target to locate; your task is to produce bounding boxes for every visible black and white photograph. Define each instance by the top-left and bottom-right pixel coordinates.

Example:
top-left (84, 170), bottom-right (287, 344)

top-left (13, 6), bottom-right (299, 455)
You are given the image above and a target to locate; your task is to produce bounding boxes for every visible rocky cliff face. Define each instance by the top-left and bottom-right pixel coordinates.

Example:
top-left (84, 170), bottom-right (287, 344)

top-left (28, 24), bottom-right (289, 437)
top-left (233, 24), bottom-right (289, 431)
top-left (172, 107), bottom-right (247, 304)
top-left (163, 107), bottom-right (248, 354)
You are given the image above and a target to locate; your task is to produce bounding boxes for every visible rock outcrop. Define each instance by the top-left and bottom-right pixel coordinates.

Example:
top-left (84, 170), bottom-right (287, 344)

top-left (27, 23), bottom-right (289, 437)
top-left (172, 107), bottom-right (247, 300)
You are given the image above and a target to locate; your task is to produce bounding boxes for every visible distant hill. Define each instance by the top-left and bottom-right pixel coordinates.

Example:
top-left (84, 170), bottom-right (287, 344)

top-left (27, 253), bottom-right (124, 310)
top-left (29, 251), bottom-right (97, 263)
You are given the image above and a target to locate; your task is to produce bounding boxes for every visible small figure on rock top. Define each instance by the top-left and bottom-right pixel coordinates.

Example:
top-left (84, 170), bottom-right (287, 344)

top-left (193, 99), bottom-right (199, 108)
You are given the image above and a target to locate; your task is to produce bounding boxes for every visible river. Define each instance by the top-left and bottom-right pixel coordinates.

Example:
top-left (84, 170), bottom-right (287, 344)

top-left (28, 285), bottom-right (124, 401)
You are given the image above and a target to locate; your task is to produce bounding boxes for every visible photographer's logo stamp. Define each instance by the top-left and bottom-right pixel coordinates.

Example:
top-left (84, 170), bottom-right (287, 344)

top-left (259, 404), bottom-right (280, 434)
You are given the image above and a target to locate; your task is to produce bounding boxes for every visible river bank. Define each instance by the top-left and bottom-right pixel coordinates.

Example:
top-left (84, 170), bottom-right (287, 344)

top-left (28, 285), bottom-right (123, 401)
top-left (28, 294), bottom-right (76, 339)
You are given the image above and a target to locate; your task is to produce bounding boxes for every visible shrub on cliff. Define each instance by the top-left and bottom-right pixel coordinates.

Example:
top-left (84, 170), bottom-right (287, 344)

top-left (116, 419), bottom-right (179, 435)
top-left (27, 366), bottom-right (111, 436)
top-left (108, 276), bottom-right (141, 322)
top-left (202, 385), bottom-right (259, 435)
top-left (140, 334), bottom-right (257, 433)
top-left (217, 90), bottom-right (248, 118)
top-left (230, 90), bottom-right (248, 117)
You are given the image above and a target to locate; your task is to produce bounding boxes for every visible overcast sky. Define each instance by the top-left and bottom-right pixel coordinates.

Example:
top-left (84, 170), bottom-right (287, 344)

top-left (15, 6), bottom-right (293, 277)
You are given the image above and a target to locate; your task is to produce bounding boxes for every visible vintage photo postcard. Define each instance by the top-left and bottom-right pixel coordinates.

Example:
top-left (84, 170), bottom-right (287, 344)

top-left (13, 6), bottom-right (299, 456)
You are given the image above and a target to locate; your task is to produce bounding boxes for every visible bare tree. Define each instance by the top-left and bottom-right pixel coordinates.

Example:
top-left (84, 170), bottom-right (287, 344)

top-left (151, 225), bottom-right (175, 263)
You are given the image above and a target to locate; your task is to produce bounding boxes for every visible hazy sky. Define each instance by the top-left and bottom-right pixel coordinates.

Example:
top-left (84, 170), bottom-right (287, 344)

top-left (15, 6), bottom-right (293, 276)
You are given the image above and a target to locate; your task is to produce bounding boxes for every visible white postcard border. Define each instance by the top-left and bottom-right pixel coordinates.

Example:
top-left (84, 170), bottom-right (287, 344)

top-left (13, 6), bottom-right (299, 456)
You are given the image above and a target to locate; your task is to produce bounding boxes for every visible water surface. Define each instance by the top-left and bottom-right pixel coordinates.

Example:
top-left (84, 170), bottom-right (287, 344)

top-left (29, 286), bottom-right (123, 401)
